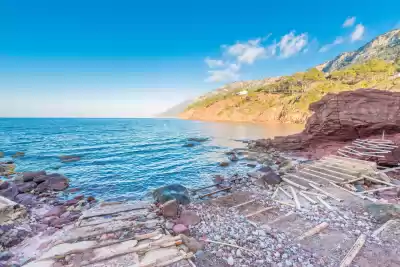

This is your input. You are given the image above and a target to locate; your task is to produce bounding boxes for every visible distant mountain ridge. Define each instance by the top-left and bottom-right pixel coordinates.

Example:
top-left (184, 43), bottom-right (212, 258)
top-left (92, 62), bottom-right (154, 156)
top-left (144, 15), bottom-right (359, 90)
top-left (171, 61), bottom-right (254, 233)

top-left (158, 99), bottom-right (193, 117)
top-left (320, 29), bottom-right (400, 73)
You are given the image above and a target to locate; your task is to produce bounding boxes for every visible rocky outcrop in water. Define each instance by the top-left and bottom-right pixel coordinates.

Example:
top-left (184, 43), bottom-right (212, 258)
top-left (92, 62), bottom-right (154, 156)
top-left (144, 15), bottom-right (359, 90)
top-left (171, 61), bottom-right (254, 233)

top-left (255, 89), bottom-right (400, 151)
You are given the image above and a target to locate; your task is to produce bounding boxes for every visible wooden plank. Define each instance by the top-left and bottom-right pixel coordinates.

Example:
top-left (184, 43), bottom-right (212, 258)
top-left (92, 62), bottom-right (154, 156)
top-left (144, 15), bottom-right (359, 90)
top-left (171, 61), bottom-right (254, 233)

top-left (328, 182), bottom-right (367, 200)
top-left (307, 165), bottom-right (357, 180)
top-left (289, 186), bottom-right (301, 209)
top-left (303, 168), bottom-right (345, 181)
top-left (245, 206), bottom-right (274, 218)
top-left (316, 161), bottom-right (360, 175)
top-left (299, 169), bottom-right (343, 184)
top-left (339, 234), bottom-right (366, 267)
top-left (282, 178), bottom-right (309, 191)
top-left (309, 183), bottom-right (343, 202)
top-left (272, 199), bottom-right (296, 208)
top-left (271, 187), bottom-right (280, 199)
top-left (341, 177), bottom-right (364, 184)
top-left (278, 187), bottom-right (294, 199)
top-left (297, 222), bottom-right (329, 241)
top-left (317, 196), bottom-right (334, 210)
top-left (299, 191), bottom-right (317, 204)
top-left (360, 186), bottom-right (396, 194)
top-left (230, 199), bottom-right (256, 209)
top-left (328, 155), bottom-right (376, 166)
top-left (363, 175), bottom-right (398, 187)
top-left (198, 187), bottom-right (232, 199)
top-left (286, 173), bottom-right (322, 186)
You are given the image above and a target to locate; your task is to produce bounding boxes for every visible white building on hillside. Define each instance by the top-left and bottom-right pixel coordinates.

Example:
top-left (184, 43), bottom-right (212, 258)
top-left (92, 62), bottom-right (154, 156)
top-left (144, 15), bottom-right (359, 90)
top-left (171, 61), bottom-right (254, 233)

top-left (236, 90), bottom-right (248, 96)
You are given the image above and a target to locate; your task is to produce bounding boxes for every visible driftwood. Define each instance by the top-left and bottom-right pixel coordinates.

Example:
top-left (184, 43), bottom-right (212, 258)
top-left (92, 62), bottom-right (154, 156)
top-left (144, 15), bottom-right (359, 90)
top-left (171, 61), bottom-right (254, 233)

top-left (317, 196), bottom-right (333, 210)
top-left (140, 252), bottom-right (194, 267)
top-left (297, 222), bottom-right (329, 241)
top-left (363, 176), bottom-right (397, 187)
top-left (198, 187), bottom-right (232, 198)
top-left (282, 178), bottom-right (308, 190)
top-left (272, 199), bottom-right (296, 208)
top-left (266, 211), bottom-right (296, 225)
top-left (343, 183), bottom-right (357, 191)
top-left (339, 234), bottom-right (366, 267)
top-left (245, 206), bottom-right (274, 218)
top-left (278, 187), bottom-right (293, 199)
top-left (230, 199), bottom-right (256, 209)
top-left (289, 186), bottom-right (301, 209)
top-left (342, 177), bottom-right (365, 184)
top-left (299, 191), bottom-right (317, 204)
top-left (371, 219), bottom-right (397, 238)
top-left (271, 187), bottom-right (280, 199)
top-left (309, 183), bottom-right (343, 202)
top-left (301, 191), bottom-right (327, 198)
top-left (308, 165), bottom-right (355, 180)
top-left (361, 186), bottom-right (396, 194)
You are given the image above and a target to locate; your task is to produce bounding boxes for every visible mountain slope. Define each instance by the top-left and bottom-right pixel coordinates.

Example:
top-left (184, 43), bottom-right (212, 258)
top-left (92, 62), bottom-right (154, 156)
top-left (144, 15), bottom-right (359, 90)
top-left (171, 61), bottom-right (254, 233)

top-left (321, 29), bottom-right (400, 72)
top-left (180, 29), bottom-right (400, 124)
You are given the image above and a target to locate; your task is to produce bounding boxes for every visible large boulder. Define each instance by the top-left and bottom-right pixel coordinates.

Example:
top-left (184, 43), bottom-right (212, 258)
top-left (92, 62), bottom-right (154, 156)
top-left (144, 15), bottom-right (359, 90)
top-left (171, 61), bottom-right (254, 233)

top-left (0, 182), bottom-right (18, 200)
top-left (153, 184), bottom-right (190, 205)
top-left (256, 89), bottom-right (400, 151)
top-left (22, 171), bottom-right (46, 182)
top-left (17, 182), bottom-right (37, 193)
top-left (36, 173), bottom-right (69, 192)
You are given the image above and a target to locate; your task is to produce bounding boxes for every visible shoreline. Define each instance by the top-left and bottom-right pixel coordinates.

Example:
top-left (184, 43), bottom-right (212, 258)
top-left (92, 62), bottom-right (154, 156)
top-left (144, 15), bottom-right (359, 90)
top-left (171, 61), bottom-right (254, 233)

top-left (2, 138), bottom-right (400, 266)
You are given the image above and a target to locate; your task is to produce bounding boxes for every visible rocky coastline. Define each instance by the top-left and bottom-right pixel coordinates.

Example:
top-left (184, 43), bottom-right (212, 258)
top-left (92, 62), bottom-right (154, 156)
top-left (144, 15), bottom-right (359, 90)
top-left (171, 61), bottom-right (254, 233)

top-left (2, 89), bottom-right (400, 266)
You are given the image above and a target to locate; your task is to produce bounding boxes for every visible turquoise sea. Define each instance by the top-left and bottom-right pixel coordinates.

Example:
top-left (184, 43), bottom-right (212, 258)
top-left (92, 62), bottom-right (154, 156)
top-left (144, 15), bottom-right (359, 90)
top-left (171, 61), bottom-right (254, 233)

top-left (0, 118), bottom-right (302, 201)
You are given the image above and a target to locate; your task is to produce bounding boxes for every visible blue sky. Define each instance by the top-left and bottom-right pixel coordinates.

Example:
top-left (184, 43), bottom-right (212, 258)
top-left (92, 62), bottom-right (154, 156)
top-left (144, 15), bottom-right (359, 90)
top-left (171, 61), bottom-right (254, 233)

top-left (0, 0), bottom-right (399, 117)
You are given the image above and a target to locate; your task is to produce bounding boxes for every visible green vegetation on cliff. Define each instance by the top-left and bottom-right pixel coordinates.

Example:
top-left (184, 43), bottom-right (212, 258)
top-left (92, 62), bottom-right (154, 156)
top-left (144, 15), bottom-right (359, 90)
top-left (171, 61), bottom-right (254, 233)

top-left (184, 59), bottom-right (400, 123)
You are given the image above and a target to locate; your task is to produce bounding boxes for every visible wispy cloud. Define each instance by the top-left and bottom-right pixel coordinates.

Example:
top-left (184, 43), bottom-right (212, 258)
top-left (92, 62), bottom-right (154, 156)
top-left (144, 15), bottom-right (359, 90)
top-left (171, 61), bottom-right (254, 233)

top-left (204, 31), bottom-right (309, 82)
top-left (204, 57), bottom-right (225, 68)
top-left (343, 16), bottom-right (356, 28)
top-left (351, 24), bottom-right (365, 42)
top-left (278, 31), bottom-right (309, 58)
top-left (205, 63), bottom-right (240, 82)
top-left (319, 36), bottom-right (344, 52)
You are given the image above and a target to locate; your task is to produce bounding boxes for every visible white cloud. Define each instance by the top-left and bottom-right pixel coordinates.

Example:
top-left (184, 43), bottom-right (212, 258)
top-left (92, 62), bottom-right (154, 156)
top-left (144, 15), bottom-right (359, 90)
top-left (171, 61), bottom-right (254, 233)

top-left (278, 31), bottom-right (309, 58)
top-left (204, 57), bottom-right (225, 68)
top-left (343, 17), bottom-right (356, 28)
top-left (351, 24), bottom-right (365, 42)
top-left (319, 36), bottom-right (344, 52)
top-left (205, 64), bottom-right (241, 82)
top-left (225, 38), bottom-right (266, 64)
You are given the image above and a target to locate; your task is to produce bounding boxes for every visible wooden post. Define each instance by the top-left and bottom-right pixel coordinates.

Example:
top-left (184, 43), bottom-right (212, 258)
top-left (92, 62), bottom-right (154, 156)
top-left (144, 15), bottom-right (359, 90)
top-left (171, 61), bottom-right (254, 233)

top-left (339, 234), bottom-right (366, 267)
top-left (297, 222), bottom-right (329, 240)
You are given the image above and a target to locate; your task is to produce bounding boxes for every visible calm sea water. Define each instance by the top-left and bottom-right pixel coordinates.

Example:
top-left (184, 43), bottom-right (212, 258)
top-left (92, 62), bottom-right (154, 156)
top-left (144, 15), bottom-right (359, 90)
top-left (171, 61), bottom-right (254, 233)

top-left (0, 118), bottom-right (302, 201)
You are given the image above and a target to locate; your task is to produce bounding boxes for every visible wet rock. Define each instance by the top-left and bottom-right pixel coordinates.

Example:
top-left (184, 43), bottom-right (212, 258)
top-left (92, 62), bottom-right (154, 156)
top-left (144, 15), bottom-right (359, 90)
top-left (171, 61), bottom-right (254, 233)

top-left (42, 216), bottom-right (58, 225)
top-left (165, 221), bottom-right (174, 230)
top-left (36, 174), bottom-right (69, 192)
top-left (177, 210), bottom-right (200, 226)
top-left (0, 224), bottom-right (29, 248)
top-left (17, 182), bottom-right (37, 193)
top-left (0, 181), bottom-right (10, 190)
top-left (33, 175), bottom-right (49, 184)
top-left (183, 143), bottom-right (195, 147)
top-left (66, 188), bottom-right (81, 193)
top-left (0, 251), bottom-right (13, 261)
top-left (0, 152), bottom-right (4, 158)
top-left (0, 162), bottom-right (16, 176)
top-left (213, 175), bottom-right (225, 183)
top-left (74, 195), bottom-right (85, 200)
top-left (219, 161), bottom-right (229, 167)
top-left (12, 152), bottom-right (25, 158)
top-left (22, 171), bottom-right (46, 182)
top-left (50, 217), bottom-right (72, 228)
top-left (173, 224), bottom-right (189, 235)
top-left (87, 196), bottom-right (96, 202)
top-left (44, 206), bottom-right (67, 217)
top-left (15, 193), bottom-right (37, 206)
top-left (260, 171), bottom-right (282, 185)
top-left (59, 155), bottom-right (81, 163)
top-left (64, 199), bottom-right (79, 206)
top-left (0, 182), bottom-right (18, 200)
top-left (228, 154), bottom-right (239, 162)
top-left (161, 199), bottom-right (178, 218)
top-left (153, 184), bottom-right (190, 205)
top-left (187, 137), bottom-right (209, 142)
top-left (181, 235), bottom-right (204, 252)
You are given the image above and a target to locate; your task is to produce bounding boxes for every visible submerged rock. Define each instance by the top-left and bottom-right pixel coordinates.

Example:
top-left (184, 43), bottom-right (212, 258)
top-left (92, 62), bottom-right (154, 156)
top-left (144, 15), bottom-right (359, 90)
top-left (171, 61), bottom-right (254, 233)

top-left (0, 162), bottom-right (16, 176)
top-left (15, 193), bottom-right (37, 207)
top-left (12, 152), bottom-right (25, 158)
top-left (0, 152), bottom-right (4, 158)
top-left (219, 161), bottom-right (229, 167)
top-left (36, 173), bottom-right (69, 192)
top-left (153, 184), bottom-right (190, 205)
top-left (17, 182), bottom-right (37, 193)
top-left (23, 171), bottom-right (46, 182)
top-left (183, 143), bottom-right (195, 147)
top-left (59, 155), bottom-right (81, 163)
top-left (187, 137), bottom-right (209, 142)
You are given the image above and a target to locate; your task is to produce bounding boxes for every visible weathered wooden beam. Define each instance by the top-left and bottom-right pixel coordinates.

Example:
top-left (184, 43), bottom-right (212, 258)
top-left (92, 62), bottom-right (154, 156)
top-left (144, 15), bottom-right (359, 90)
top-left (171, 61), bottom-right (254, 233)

top-left (245, 206), bottom-right (274, 218)
top-left (309, 183), bottom-right (343, 202)
top-left (289, 186), bottom-right (301, 209)
top-left (282, 178), bottom-right (309, 190)
top-left (299, 191), bottom-right (317, 204)
top-left (339, 234), bottom-right (366, 267)
top-left (230, 199), bottom-right (256, 209)
top-left (198, 187), bottom-right (232, 198)
top-left (302, 168), bottom-right (345, 181)
top-left (286, 173), bottom-right (322, 186)
top-left (297, 222), bottom-right (329, 241)
top-left (317, 196), bottom-right (333, 210)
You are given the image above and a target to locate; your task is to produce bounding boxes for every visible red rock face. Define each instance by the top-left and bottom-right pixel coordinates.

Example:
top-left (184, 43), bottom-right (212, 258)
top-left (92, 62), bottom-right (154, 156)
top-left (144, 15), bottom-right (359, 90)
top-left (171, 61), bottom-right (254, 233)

top-left (257, 89), bottom-right (400, 151)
